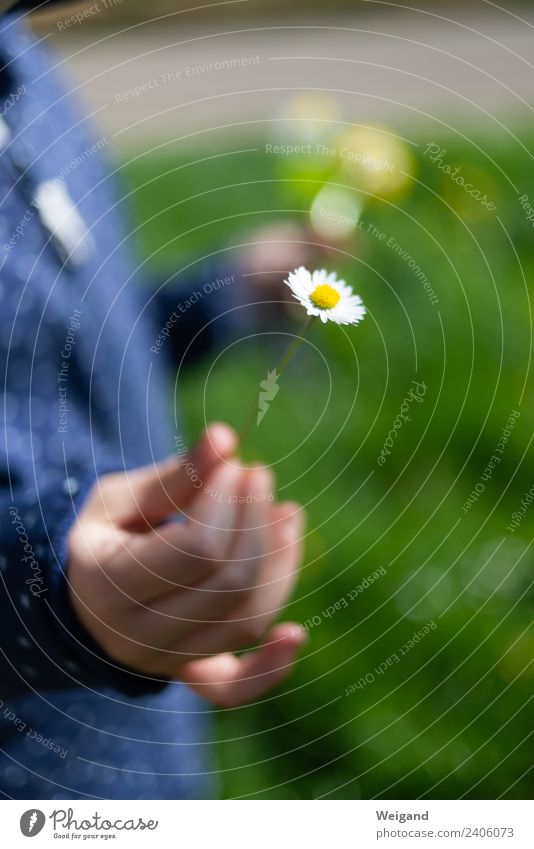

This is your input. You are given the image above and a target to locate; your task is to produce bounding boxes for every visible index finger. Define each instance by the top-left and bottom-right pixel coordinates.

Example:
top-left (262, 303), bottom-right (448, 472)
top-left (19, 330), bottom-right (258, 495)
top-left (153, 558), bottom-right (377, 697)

top-left (115, 422), bottom-right (238, 529)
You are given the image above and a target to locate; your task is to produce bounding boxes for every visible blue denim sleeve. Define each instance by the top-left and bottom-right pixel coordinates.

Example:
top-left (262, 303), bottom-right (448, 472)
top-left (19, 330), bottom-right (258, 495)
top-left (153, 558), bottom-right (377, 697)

top-left (0, 475), bottom-right (168, 701)
top-left (150, 260), bottom-right (245, 366)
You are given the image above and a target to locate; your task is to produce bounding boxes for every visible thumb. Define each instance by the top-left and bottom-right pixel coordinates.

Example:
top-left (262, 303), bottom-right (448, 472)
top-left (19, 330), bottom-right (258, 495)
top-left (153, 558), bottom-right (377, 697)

top-left (178, 623), bottom-right (308, 708)
top-left (112, 422), bottom-right (238, 530)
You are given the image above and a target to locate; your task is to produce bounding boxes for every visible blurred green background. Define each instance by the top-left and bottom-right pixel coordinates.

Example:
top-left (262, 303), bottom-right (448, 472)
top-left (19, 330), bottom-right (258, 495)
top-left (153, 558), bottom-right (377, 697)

top-left (122, 125), bottom-right (533, 799)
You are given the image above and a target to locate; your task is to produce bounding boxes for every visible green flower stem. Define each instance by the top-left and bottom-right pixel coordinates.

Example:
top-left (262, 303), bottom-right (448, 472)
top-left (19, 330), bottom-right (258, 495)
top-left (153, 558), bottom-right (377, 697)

top-left (238, 314), bottom-right (317, 447)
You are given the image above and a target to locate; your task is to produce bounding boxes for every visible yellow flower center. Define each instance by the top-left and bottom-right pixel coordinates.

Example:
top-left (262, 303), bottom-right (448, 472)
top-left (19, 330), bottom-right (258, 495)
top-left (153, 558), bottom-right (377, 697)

top-left (310, 283), bottom-right (341, 310)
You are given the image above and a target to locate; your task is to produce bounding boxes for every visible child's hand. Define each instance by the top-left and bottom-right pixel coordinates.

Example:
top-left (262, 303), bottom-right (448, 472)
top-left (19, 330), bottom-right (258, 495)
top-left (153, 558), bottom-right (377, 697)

top-left (67, 424), bottom-right (307, 707)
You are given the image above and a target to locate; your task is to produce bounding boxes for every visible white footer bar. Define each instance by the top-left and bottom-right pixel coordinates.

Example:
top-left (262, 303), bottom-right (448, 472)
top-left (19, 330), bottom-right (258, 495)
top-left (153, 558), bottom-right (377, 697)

top-left (2, 799), bottom-right (532, 848)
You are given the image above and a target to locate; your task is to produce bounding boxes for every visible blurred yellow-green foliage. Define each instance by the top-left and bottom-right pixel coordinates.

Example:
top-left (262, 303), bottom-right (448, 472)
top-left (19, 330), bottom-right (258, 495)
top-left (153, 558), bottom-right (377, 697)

top-left (32, 0), bottom-right (499, 30)
top-left (124, 127), bottom-right (534, 799)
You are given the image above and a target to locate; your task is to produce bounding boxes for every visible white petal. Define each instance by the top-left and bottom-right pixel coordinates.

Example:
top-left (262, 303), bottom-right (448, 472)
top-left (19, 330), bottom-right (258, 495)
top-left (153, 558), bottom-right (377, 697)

top-left (312, 268), bottom-right (329, 286)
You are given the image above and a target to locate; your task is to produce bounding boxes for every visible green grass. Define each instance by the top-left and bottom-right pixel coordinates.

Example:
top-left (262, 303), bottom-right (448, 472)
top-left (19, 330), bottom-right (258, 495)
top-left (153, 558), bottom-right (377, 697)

top-left (123, 132), bottom-right (534, 799)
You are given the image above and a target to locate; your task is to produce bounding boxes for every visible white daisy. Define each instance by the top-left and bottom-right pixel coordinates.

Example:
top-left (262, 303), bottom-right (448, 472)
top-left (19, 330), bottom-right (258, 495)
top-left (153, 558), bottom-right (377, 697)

top-left (284, 266), bottom-right (367, 325)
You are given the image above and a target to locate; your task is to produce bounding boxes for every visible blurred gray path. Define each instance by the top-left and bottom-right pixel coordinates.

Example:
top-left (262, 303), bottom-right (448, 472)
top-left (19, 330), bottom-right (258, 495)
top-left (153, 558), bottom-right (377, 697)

top-left (37, 5), bottom-right (534, 148)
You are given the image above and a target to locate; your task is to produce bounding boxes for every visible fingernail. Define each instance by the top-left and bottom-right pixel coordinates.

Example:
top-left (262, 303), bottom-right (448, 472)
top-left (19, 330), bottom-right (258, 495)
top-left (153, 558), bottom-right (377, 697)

top-left (249, 465), bottom-right (274, 493)
top-left (281, 509), bottom-right (304, 543)
top-left (206, 423), bottom-right (237, 453)
top-left (292, 624), bottom-right (310, 645)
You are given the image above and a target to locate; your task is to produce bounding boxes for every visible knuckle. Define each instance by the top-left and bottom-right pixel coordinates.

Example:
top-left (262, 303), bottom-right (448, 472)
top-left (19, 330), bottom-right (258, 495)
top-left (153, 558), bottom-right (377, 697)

top-left (196, 534), bottom-right (223, 564)
top-left (235, 534), bottom-right (266, 568)
top-left (232, 617), bottom-right (265, 645)
top-left (218, 564), bottom-right (251, 594)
